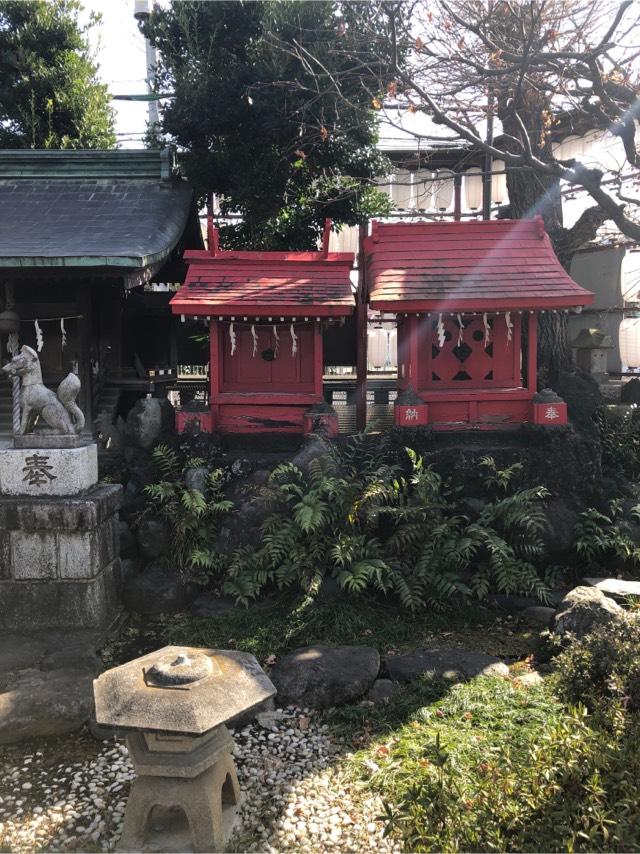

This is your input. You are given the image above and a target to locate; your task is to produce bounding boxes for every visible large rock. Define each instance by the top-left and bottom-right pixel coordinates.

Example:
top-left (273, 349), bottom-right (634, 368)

top-left (123, 564), bottom-right (195, 615)
top-left (386, 648), bottom-right (509, 683)
top-left (119, 520), bottom-right (138, 559)
top-left (582, 576), bottom-right (640, 602)
top-left (124, 397), bottom-right (175, 450)
top-left (0, 630), bottom-right (102, 745)
top-left (553, 585), bottom-right (623, 638)
top-left (136, 517), bottom-right (170, 560)
top-left (269, 645), bottom-right (380, 708)
top-left (556, 369), bottom-right (602, 427)
top-left (184, 466), bottom-right (209, 493)
top-left (0, 667), bottom-right (95, 744)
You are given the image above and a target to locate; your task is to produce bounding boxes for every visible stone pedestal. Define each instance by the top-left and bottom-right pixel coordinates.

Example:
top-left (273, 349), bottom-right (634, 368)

top-left (0, 442), bottom-right (98, 496)
top-left (118, 726), bottom-right (241, 853)
top-left (0, 483), bottom-right (122, 631)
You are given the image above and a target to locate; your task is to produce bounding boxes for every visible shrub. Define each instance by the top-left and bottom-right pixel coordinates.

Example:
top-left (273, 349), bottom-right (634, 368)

top-left (553, 614), bottom-right (640, 718)
top-left (141, 444), bottom-right (233, 582)
top-left (574, 499), bottom-right (640, 570)
top-left (223, 441), bottom-right (553, 609)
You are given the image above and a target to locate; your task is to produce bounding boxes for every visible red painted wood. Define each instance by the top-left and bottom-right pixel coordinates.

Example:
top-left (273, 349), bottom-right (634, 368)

top-left (314, 322), bottom-right (323, 398)
top-left (176, 410), bottom-right (214, 434)
top-left (209, 320), bottom-right (220, 398)
top-left (212, 392), bottom-right (320, 405)
top-left (355, 224), bottom-right (368, 432)
top-left (220, 323), bottom-right (315, 393)
top-left (216, 404), bottom-right (306, 434)
top-left (527, 312), bottom-right (538, 392)
top-left (395, 403), bottom-right (429, 426)
top-left (365, 218), bottom-right (593, 311)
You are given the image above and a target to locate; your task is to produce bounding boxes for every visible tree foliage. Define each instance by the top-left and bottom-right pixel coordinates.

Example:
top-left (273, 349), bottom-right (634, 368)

top-left (142, 0), bottom-right (392, 249)
top-left (0, 0), bottom-right (115, 149)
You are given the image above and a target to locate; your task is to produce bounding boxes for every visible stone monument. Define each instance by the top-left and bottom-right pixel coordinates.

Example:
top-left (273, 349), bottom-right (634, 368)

top-left (0, 346), bottom-right (122, 631)
top-left (94, 645), bottom-right (277, 852)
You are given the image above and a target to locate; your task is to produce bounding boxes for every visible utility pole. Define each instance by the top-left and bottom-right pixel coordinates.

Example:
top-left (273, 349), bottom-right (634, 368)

top-left (133, 0), bottom-right (159, 128)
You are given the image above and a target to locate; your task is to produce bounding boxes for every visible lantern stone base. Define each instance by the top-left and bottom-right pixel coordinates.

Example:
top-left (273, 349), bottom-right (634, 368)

top-left (0, 484), bottom-right (122, 632)
top-left (0, 442), bottom-right (98, 496)
top-left (118, 726), bottom-right (241, 853)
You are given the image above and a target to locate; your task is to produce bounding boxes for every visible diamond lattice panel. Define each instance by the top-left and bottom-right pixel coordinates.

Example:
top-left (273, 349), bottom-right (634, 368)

top-left (422, 315), bottom-right (520, 388)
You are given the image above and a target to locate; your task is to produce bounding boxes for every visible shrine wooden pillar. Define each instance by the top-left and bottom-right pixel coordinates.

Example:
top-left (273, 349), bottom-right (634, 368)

top-left (355, 224), bottom-right (368, 432)
top-left (209, 319), bottom-right (220, 426)
top-left (527, 311), bottom-right (538, 392)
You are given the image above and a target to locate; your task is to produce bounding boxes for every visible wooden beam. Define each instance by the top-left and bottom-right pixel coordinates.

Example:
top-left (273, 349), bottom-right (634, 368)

top-left (355, 224), bottom-right (368, 432)
top-left (527, 312), bottom-right (538, 392)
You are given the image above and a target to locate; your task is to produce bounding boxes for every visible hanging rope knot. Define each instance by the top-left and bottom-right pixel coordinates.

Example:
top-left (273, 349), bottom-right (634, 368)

top-left (251, 324), bottom-right (258, 357)
top-left (229, 322), bottom-right (236, 355)
top-left (290, 322), bottom-right (298, 356)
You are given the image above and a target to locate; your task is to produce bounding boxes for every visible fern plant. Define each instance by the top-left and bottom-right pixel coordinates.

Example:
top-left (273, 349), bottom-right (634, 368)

top-left (223, 437), bottom-right (554, 610)
top-left (575, 499), bottom-right (640, 570)
top-left (142, 444), bottom-right (233, 582)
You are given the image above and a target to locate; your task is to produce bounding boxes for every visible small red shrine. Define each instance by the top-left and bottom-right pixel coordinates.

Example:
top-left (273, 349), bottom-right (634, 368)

top-left (364, 217), bottom-right (594, 430)
top-left (170, 230), bottom-right (354, 434)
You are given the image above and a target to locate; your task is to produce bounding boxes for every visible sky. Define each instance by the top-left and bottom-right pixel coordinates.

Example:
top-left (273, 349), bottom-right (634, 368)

top-left (79, 0), bottom-right (152, 147)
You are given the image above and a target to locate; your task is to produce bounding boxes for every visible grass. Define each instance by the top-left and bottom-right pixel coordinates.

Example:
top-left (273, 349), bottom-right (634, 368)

top-left (331, 676), bottom-right (640, 852)
top-left (100, 589), bottom-right (538, 668)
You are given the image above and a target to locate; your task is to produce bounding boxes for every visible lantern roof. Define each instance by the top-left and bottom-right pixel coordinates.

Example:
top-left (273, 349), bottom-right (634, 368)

top-left (171, 247), bottom-right (355, 318)
top-left (365, 217), bottom-right (594, 312)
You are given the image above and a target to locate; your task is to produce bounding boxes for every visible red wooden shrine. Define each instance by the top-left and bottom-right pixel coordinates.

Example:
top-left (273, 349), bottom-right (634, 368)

top-left (364, 217), bottom-right (594, 430)
top-left (170, 229), bottom-right (354, 434)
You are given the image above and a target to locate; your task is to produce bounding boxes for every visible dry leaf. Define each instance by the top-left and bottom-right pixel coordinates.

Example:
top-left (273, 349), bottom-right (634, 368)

top-left (265, 654), bottom-right (277, 666)
top-left (298, 715), bottom-right (311, 731)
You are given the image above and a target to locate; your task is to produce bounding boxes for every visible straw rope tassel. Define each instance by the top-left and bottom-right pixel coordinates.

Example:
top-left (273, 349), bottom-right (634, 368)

top-left (273, 324), bottom-right (279, 357)
top-left (251, 324), bottom-right (258, 357)
top-left (229, 322), bottom-right (236, 355)
top-left (34, 319), bottom-right (43, 353)
top-left (436, 313), bottom-right (445, 349)
top-left (456, 313), bottom-right (464, 347)
top-left (290, 323), bottom-right (298, 356)
top-left (483, 312), bottom-right (491, 347)
top-left (505, 311), bottom-right (513, 346)
top-left (60, 317), bottom-right (67, 349)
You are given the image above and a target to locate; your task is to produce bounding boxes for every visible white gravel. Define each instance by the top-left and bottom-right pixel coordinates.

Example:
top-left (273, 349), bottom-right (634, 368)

top-left (0, 708), bottom-right (401, 853)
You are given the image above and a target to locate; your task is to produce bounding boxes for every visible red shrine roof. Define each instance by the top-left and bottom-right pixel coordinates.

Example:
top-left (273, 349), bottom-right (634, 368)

top-left (365, 217), bottom-right (594, 312)
top-left (171, 249), bottom-right (355, 318)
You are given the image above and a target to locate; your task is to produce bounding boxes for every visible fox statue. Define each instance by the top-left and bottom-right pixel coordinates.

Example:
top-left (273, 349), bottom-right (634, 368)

top-left (2, 345), bottom-right (85, 435)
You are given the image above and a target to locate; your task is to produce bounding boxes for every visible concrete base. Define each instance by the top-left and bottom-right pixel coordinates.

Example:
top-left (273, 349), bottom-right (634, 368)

top-left (0, 484), bottom-right (122, 631)
top-left (0, 443), bottom-right (98, 496)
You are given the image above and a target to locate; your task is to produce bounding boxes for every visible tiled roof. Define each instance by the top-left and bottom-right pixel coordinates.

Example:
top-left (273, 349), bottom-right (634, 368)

top-left (171, 250), bottom-right (355, 317)
top-left (365, 217), bottom-right (594, 311)
top-left (0, 149), bottom-right (193, 269)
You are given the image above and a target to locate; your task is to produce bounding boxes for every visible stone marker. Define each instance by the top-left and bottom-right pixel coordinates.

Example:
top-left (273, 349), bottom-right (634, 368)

top-left (94, 645), bottom-right (276, 853)
top-left (553, 585), bottom-right (623, 638)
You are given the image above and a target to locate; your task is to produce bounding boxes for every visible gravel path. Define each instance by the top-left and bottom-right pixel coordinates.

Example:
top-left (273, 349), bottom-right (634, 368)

top-left (0, 708), bottom-right (400, 853)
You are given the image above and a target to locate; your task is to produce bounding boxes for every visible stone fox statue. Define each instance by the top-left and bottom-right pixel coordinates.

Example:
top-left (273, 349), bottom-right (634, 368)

top-left (2, 345), bottom-right (85, 435)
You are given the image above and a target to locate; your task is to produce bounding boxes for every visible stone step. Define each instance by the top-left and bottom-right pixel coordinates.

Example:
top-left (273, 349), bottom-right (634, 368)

top-left (582, 577), bottom-right (640, 602)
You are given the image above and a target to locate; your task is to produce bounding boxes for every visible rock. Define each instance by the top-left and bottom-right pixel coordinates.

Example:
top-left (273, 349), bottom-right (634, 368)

top-left (386, 648), bottom-right (509, 683)
top-left (487, 593), bottom-right (541, 611)
top-left (124, 397), bottom-right (175, 450)
top-left (40, 645), bottom-right (102, 674)
top-left (0, 667), bottom-right (94, 744)
top-left (553, 585), bottom-right (623, 638)
top-left (120, 558), bottom-right (139, 584)
top-left (521, 606), bottom-right (556, 627)
top-left (123, 564), bottom-right (195, 615)
top-left (581, 576), bottom-right (640, 602)
top-left (621, 378), bottom-right (640, 404)
top-left (516, 670), bottom-right (544, 687)
top-left (184, 466), bottom-right (209, 493)
top-left (541, 499), bottom-right (580, 561)
top-left (227, 697), bottom-right (276, 729)
top-left (136, 518), bottom-right (170, 560)
top-left (189, 593), bottom-right (236, 617)
top-left (367, 679), bottom-right (401, 704)
top-left (230, 458), bottom-right (253, 478)
top-left (119, 520), bottom-right (137, 559)
top-left (290, 436), bottom-right (329, 471)
top-left (269, 645), bottom-right (380, 708)
top-left (556, 369), bottom-right (602, 427)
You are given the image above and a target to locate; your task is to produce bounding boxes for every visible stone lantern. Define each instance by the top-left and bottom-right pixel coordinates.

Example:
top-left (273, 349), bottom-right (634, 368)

top-left (570, 327), bottom-right (613, 380)
top-left (93, 645), bottom-right (276, 852)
